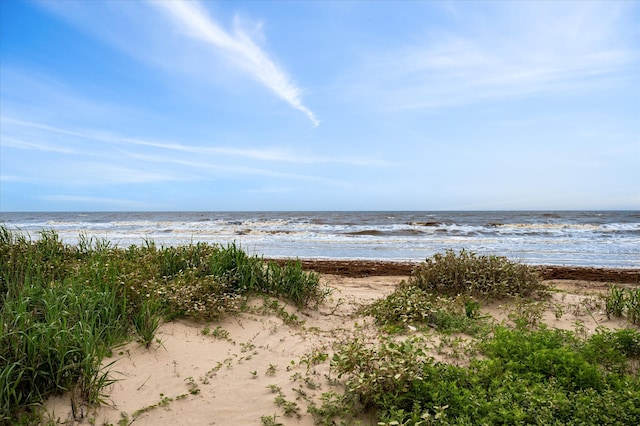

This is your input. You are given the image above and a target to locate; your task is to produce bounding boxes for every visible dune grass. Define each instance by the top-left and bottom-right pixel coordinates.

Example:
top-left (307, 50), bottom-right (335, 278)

top-left (0, 226), bottom-right (325, 423)
top-left (606, 285), bottom-right (640, 325)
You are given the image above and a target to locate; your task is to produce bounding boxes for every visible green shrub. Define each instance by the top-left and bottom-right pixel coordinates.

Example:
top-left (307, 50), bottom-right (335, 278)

top-left (409, 249), bottom-right (546, 298)
top-left (362, 285), bottom-right (435, 327)
top-left (581, 328), bottom-right (640, 377)
top-left (328, 327), bottom-right (640, 425)
top-left (361, 285), bottom-right (488, 335)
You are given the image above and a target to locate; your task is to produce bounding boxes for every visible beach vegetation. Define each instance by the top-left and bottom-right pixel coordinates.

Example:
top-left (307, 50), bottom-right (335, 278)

top-left (2, 226), bottom-right (638, 425)
top-left (260, 413), bottom-right (284, 426)
top-left (606, 286), bottom-right (640, 325)
top-left (266, 363), bottom-right (278, 376)
top-left (361, 285), bottom-right (490, 336)
top-left (313, 252), bottom-right (638, 424)
top-left (409, 249), bottom-right (546, 298)
top-left (201, 325), bottom-right (232, 342)
top-left (254, 296), bottom-right (305, 326)
top-left (326, 327), bottom-right (640, 425)
top-left (132, 297), bottom-right (163, 348)
top-left (0, 226), bottom-right (326, 423)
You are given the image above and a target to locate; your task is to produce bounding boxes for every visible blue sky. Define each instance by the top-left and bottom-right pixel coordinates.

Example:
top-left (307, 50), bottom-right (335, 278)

top-left (1, 0), bottom-right (638, 212)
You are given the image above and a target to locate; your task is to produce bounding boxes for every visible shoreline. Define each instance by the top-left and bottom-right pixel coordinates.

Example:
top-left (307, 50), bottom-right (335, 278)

top-left (268, 258), bottom-right (640, 283)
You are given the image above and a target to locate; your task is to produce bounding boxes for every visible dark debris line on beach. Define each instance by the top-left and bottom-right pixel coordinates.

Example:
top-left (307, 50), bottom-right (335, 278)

top-left (268, 259), bottom-right (640, 283)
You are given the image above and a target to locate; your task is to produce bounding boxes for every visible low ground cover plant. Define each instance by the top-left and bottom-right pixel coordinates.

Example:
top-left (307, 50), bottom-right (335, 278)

top-left (361, 285), bottom-right (488, 336)
top-left (322, 251), bottom-right (639, 425)
top-left (328, 327), bottom-right (640, 425)
top-left (0, 226), bottom-right (325, 423)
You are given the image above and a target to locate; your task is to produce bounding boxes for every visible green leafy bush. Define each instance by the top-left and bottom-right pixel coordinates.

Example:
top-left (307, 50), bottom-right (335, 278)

top-left (362, 285), bottom-right (487, 335)
top-left (328, 327), bottom-right (640, 425)
top-left (362, 285), bottom-right (436, 327)
top-left (409, 249), bottom-right (546, 298)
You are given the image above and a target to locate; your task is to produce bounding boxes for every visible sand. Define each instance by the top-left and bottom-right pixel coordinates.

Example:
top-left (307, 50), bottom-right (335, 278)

top-left (44, 270), bottom-right (639, 426)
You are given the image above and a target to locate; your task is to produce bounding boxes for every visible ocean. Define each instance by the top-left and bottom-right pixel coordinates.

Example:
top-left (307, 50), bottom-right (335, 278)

top-left (1, 211), bottom-right (638, 268)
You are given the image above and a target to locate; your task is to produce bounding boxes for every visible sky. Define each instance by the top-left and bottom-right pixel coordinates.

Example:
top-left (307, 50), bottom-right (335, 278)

top-left (1, 0), bottom-right (638, 212)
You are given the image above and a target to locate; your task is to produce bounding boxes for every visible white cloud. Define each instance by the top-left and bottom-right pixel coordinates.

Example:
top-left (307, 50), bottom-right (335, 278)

top-left (1, 116), bottom-right (356, 187)
top-left (0, 136), bottom-right (76, 154)
top-left (343, 2), bottom-right (637, 112)
top-left (34, 0), bottom-right (318, 126)
top-left (40, 194), bottom-right (147, 208)
top-left (148, 1), bottom-right (319, 126)
top-left (1, 116), bottom-right (385, 166)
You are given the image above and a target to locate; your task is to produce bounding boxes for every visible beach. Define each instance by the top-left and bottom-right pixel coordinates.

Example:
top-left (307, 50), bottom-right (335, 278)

top-left (43, 260), bottom-right (640, 426)
top-left (5, 0), bottom-right (640, 422)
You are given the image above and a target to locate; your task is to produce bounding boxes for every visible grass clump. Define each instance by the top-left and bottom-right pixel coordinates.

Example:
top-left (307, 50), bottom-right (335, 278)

top-left (605, 286), bottom-right (640, 325)
top-left (133, 297), bottom-right (164, 348)
top-left (409, 249), bottom-right (546, 298)
top-left (0, 226), bottom-right (325, 423)
top-left (0, 273), bottom-right (128, 423)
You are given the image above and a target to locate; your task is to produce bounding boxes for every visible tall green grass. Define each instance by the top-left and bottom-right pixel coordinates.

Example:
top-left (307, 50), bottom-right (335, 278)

top-left (0, 229), bottom-right (128, 423)
top-left (0, 226), bottom-right (325, 423)
top-left (606, 285), bottom-right (640, 325)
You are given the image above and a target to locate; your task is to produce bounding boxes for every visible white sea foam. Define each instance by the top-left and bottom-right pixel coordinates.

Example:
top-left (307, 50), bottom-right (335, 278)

top-left (2, 211), bottom-right (638, 267)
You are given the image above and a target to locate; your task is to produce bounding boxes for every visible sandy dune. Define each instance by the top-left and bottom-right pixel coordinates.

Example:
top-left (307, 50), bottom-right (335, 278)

top-left (45, 274), bottom-right (637, 425)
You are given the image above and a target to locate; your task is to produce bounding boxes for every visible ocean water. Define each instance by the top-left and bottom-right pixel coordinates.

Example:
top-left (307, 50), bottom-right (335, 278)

top-left (1, 211), bottom-right (638, 268)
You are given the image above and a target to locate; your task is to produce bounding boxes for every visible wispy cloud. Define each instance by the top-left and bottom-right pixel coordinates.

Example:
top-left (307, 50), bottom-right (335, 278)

top-left (40, 194), bottom-right (148, 208)
top-left (343, 2), bottom-right (637, 112)
top-left (1, 116), bottom-right (354, 187)
top-left (1, 116), bottom-right (384, 166)
top-left (34, 0), bottom-right (318, 126)
top-left (0, 135), bottom-right (76, 154)
top-left (122, 151), bottom-right (349, 187)
top-left (149, 1), bottom-right (319, 126)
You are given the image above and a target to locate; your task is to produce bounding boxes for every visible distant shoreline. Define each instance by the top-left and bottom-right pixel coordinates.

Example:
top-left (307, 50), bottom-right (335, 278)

top-left (267, 258), bottom-right (640, 283)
